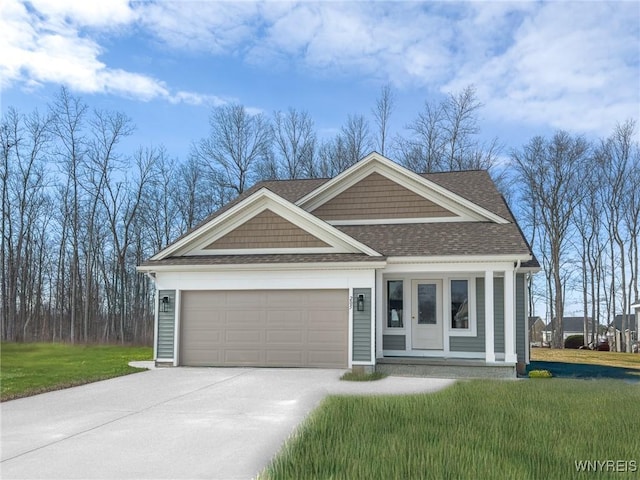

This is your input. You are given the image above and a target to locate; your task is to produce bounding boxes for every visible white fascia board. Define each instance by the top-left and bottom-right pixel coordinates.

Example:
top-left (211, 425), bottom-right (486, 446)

top-left (136, 261), bottom-right (387, 273)
top-left (328, 216), bottom-right (470, 226)
top-left (296, 152), bottom-right (509, 224)
top-left (153, 187), bottom-right (381, 260)
top-left (387, 254), bottom-right (532, 264)
top-left (383, 256), bottom-right (531, 274)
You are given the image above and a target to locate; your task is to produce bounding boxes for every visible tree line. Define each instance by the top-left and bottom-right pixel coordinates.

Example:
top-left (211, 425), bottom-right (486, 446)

top-left (514, 123), bottom-right (639, 350)
top-left (1, 85), bottom-right (637, 346)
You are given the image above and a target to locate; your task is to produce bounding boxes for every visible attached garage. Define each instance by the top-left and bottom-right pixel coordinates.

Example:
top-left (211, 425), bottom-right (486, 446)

top-left (179, 289), bottom-right (349, 368)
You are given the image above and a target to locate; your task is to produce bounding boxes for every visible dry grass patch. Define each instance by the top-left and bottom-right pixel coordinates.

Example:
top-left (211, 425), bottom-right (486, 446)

top-left (530, 348), bottom-right (640, 370)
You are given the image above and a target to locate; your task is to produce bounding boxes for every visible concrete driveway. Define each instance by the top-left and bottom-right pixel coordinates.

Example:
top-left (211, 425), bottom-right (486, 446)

top-left (1, 367), bottom-right (455, 479)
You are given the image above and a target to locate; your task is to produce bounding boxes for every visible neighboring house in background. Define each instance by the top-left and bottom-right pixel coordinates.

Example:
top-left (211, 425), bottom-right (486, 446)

top-left (137, 153), bottom-right (539, 378)
top-left (608, 313), bottom-right (639, 352)
top-left (528, 316), bottom-right (545, 347)
top-left (542, 317), bottom-right (594, 346)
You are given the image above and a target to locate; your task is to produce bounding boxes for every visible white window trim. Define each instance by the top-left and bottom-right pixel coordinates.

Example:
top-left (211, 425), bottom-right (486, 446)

top-left (447, 277), bottom-right (477, 337)
top-left (384, 278), bottom-right (407, 332)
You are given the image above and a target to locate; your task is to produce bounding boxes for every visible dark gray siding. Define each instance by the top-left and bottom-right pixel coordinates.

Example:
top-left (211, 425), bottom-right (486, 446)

top-left (493, 277), bottom-right (505, 354)
top-left (157, 290), bottom-right (176, 359)
top-left (383, 335), bottom-right (406, 350)
top-left (450, 278), bottom-right (485, 352)
top-left (516, 274), bottom-right (527, 363)
top-left (352, 288), bottom-right (372, 362)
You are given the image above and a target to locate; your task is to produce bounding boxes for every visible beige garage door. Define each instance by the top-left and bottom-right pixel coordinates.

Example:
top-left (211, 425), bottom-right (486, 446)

top-left (180, 290), bottom-right (348, 367)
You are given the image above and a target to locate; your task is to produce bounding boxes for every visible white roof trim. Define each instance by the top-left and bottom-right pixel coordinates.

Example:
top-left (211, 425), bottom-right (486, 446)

top-left (296, 152), bottom-right (509, 224)
top-left (137, 261), bottom-right (387, 273)
top-left (151, 188), bottom-right (381, 260)
top-left (386, 254), bottom-right (532, 264)
top-left (327, 216), bottom-right (469, 226)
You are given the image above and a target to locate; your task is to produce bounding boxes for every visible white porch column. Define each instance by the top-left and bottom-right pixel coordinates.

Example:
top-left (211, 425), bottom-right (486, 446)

top-left (504, 270), bottom-right (517, 363)
top-left (485, 270), bottom-right (495, 363)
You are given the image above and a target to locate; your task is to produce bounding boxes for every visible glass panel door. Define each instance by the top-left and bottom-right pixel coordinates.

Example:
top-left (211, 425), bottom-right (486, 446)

top-left (412, 280), bottom-right (443, 350)
top-left (417, 283), bottom-right (437, 324)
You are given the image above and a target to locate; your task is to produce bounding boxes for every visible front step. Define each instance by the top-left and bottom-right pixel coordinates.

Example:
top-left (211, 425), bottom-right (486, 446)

top-left (376, 358), bottom-right (517, 379)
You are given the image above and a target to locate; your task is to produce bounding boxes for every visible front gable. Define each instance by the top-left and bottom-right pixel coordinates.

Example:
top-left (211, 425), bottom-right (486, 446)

top-left (310, 172), bottom-right (457, 221)
top-left (204, 209), bottom-right (330, 250)
top-left (150, 188), bottom-right (381, 260)
top-left (298, 152), bottom-right (509, 225)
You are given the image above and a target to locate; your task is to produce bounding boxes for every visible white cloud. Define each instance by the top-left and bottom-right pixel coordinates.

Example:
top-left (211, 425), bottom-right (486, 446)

top-left (444, 2), bottom-right (640, 136)
top-left (1, 0), bottom-right (637, 137)
top-left (136, 1), bottom-right (260, 54)
top-left (169, 91), bottom-right (228, 107)
top-left (28, 0), bottom-right (136, 28)
top-left (0, 0), bottom-right (227, 106)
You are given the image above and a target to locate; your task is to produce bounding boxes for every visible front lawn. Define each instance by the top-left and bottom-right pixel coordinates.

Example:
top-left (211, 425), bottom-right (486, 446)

top-left (261, 379), bottom-right (639, 479)
top-left (0, 342), bottom-right (152, 401)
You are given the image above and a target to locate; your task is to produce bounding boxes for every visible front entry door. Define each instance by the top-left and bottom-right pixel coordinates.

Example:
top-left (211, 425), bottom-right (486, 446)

top-left (411, 280), bottom-right (443, 350)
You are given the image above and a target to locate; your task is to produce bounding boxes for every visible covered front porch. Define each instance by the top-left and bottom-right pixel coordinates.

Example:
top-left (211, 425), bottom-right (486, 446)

top-left (372, 260), bottom-right (530, 378)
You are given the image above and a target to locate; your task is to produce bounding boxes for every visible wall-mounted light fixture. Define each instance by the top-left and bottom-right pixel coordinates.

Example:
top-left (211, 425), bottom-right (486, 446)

top-left (356, 294), bottom-right (365, 312)
top-left (161, 295), bottom-right (170, 313)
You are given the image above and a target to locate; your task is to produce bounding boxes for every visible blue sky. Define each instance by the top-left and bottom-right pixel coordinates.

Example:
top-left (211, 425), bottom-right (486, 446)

top-left (1, 0), bottom-right (639, 161)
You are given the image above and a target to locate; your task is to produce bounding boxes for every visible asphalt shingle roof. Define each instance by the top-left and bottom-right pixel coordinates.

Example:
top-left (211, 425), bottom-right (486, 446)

top-left (142, 167), bottom-right (539, 267)
top-left (336, 222), bottom-right (531, 257)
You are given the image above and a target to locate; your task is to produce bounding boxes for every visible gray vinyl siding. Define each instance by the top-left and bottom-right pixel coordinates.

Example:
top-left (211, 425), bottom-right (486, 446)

top-left (493, 277), bottom-right (505, 354)
top-left (449, 278), bottom-right (485, 352)
top-left (383, 335), bottom-right (406, 350)
top-left (352, 288), bottom-right (372, 362)
top-left (516, 274), bottom-right (526, 363)
top-left (157, 290), bottom-right (176, 359)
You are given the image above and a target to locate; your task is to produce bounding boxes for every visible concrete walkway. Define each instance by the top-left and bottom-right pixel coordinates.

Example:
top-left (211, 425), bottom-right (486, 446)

top-left (1, 367), bottom-right (455, 479)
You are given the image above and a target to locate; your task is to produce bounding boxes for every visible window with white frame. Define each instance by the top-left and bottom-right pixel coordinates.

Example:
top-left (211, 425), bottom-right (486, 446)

top-left (449, 278), bottom-right (476, 334)
top-left (387, 280), bottom-right (403, 328)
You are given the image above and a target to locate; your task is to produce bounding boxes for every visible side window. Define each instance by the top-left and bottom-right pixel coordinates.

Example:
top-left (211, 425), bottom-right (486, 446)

top-left (450, 279), bottom-right (469, 329)
top-left (387, 280), bottom-right (403, 328)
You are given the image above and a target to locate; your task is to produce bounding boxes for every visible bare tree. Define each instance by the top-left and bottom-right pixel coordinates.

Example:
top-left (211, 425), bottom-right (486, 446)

top-left (49, 87), bottom-right (88, 343)
top-left (512, 131), bottom-right (590, 348)
top-left (442, 86), bottom-right (481, 170)
top-left (83, 109), bottom-right (134, 341)
top-left (574, 167), bottom-right (605, 346)
top-left (172, 155), bottom-right (224, 232)
top-left (194, 104), bottom-right (272, 196)
top-left (596, 120), bottom-right (638, 351)
top-left (396, 101), bottom-right (445, 172)
top-left (272, 108), bottom-right (316, 179)
top-left (372, 84), bottom-right (395, 156)
top-left (0, 108), bottom-right (51, 341)
top-left (341, 114), bottom-right (373, 165)
top-left (396, 85), bottom-right (501, 173)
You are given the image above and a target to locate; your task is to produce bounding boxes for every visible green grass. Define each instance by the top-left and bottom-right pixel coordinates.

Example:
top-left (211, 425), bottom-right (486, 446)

top-left (261, 379), bottom-right (639, 480)
top-left (340, 371), bottom-right (387, 381)
top-left (1, 342), bottom-right (152, 401)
